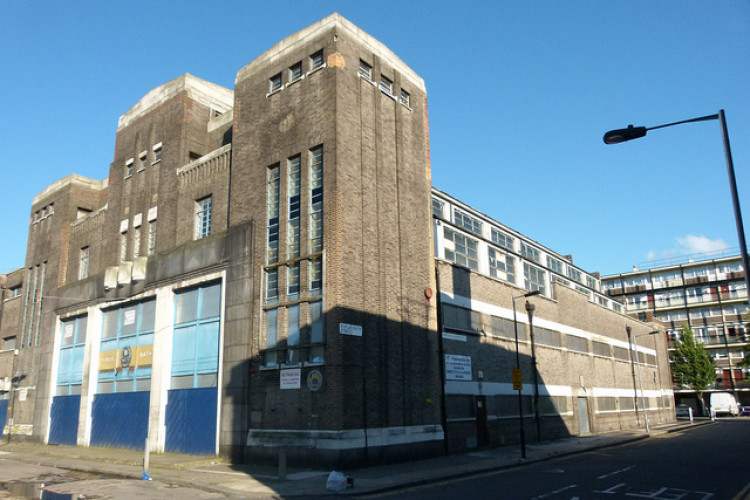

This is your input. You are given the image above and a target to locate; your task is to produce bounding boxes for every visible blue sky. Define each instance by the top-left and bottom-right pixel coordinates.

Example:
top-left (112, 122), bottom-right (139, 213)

top-left (1, 1), bottom-right (748, 276)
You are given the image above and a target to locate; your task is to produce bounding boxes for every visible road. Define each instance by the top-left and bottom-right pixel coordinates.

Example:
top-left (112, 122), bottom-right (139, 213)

top-left (365, 420), bottom-right (750, 500)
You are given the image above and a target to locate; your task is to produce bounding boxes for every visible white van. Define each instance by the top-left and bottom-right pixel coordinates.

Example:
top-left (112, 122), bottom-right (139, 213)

top-left (710, 392), bottom-right (739, 416)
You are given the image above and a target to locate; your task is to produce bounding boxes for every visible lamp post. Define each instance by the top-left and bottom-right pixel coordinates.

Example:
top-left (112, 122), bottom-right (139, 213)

top-left (632, 330), bottom-right (660, 433)
top-left (525, 301), bottom-right (542, 442)
top-left (604, 110), bottom-right (750, 303)
top-left (625, 327), bottom-right (641, 426)
top-left (512, 289), bottom-right (541, 458)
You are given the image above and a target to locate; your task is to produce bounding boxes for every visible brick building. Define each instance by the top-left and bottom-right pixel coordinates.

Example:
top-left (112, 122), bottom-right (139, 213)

top-left (0, 13), bottom-right (674, 465)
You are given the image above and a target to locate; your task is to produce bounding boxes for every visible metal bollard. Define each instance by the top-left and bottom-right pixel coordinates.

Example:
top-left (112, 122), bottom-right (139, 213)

top-left (143, 437), bottom-right (150, 474)
top-left (688, 407), bottom-right (693, 424)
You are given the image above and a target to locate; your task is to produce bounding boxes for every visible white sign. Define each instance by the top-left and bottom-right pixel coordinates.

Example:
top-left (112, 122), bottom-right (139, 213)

top-left (445, 354), bottom-right (472, 381)
top-left (64, 324), bottom-right (75, 338)
top-left (339, 323), bottom-right (363, 337)
top-left (280, 369), bottom-right (301, 389)
top-left (307, 370), bottom-right (323, 391)
top-left (123, 309), bottom-right (136, 326)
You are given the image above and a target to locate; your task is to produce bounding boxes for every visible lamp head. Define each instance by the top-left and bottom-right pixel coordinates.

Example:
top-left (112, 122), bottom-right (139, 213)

top-left (603, 125), bottom-right (647, 144)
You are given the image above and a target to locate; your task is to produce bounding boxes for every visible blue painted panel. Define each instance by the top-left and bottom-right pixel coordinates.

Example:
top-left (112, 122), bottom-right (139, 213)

top-left (91, 391), bottom-right (149, 450)
top-left (49, 395), bottom-right (81, 445)
top-left (0, 399), bottom-right (8, 439)
top-left (165, 388), bottom-right (217, 455)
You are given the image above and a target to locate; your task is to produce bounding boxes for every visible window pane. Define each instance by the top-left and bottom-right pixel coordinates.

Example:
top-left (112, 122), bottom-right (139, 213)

top-left (121, 305), bottom-right (139, 335)
top-left (288, 305), bottom-right (300, 346)
top-left (176, 288), bottom-right (199, 324)
top-left (141, 299), bottom-right (156, 332)
top-left (200, 283), bottom-right (222, 319)
top-left (172, 325), bottom-right (197, 375)
top-left (197, 322), bottom-right (220, 372)
top-left (310, 301), bottom-right (323, 344)
top-left (102, 309), bottom-right (119, 338)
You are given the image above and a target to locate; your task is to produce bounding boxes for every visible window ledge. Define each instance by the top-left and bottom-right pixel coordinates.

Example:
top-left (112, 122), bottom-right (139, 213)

top-left (286, 75), bottom-right (304, 88)
top-left (360, 75), bottom-right (376, 86)
top-left (306, 64), bottom-right (326, 77)
top-left (266, 88), bottom-right (282, 98)
top-left (381, 89), bottom-right (396, 101)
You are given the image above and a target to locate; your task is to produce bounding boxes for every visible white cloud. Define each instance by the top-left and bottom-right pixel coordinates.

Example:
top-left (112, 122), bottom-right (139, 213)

top-left (676, 235), bottom-right (729, 254)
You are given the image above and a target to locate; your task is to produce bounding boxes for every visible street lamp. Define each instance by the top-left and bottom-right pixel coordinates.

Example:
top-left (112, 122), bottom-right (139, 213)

top-left (525, 301), bottom-right (542, 443)
top-left (632, 330), bottom-right (660, 433)
top-left (512, 289), bottom-right (541, 458)
top-left (604, 110), bottom-right (750, 303)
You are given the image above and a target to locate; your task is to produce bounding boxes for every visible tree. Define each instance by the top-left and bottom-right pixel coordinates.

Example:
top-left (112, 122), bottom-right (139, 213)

top-left (671, 325), bottom-right (715, 415)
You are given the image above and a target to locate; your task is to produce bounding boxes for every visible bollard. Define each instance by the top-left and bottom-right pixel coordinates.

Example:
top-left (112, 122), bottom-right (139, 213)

top-left (688, 407), bottom-right (693, 424)
top-left (143, 437), bottom-right (150, 474)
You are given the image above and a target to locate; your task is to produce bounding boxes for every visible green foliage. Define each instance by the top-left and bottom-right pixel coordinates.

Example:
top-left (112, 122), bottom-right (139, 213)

top-left (670, 325), bottom-right (715, 395)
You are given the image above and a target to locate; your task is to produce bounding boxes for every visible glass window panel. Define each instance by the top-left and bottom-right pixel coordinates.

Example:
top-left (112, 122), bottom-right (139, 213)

top-left (61, 320), bottom-right (76, 347)
top-left (171, 375), bottom-right (194, 390)
top-left (197, 373), bottom-right (218, 388)
top-left (172, 325), bottom-right (197, 375)
top-left (135, 378), bottom-right (151, 392)
top-left (310, 302), bottom-right (323, 344)
top-left (141, 299), bottom-right (156, 332)
top-left (197, 323), bottom-right (220, 373)
top-left (288, 305), bottom-right (300, 346)
top-left (121, 305), bottom-right (139, 335)
top-left (97, 381), bottom-right (114, 394)
top-left (200, 283), bottom-right (222, 319)
top-left (176, 288), bottom-right (199, 324)
top-left (77, 316), bottom-right (88, 343)
top-left (102, 309), bottom-right (119, 339)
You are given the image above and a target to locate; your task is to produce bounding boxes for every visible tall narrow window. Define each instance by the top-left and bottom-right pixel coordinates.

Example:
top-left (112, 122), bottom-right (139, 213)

top-left (309, 301), bottom-right (324, 363)
top-left (310, 50), bottom-right (324, 70)
top-left (400, 89), bottom-right (410, 107)
top-left (265, 309), bottom-right (278, 367)
top-left (287, 155), bottom-right (301, 259)
top-left (269, 73), bottom-right (282, 93)
top-left (289, 62), bottom-right (303, 82)
top-left (79, 246), bottom-right (90, 280)
top-left (266, 268), bottom-right (279, 301)
top-left (194, 196), bottom-right (212, 240)
top-left (152, 143), bottom-right (162, 164)
top-left (147, 221), bottom-right (157, 255)
top-left (380, 75), bottom-right (393, 96)
top-left (310, 258), bottom-right (322, 294)
top-left (310, 146), bottom-right (323, 254)
top-left (124, 159), bottom-right (133, 178)
top-left (120, 232), bottom-right (128, 262)
top-left (133, 227), bottom-right (141, 258)
top-left (267, 165), bottom-right (280, 264)
top-left (287, 263), bottom-right (300, 297)
top-left (359, 60), bottom-right (372, 81)
top-left (286, 304), bottom-right (300, 365)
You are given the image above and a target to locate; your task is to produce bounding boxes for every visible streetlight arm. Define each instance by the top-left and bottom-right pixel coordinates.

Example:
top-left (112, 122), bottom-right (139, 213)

top-left (603, 113), bottom-right (719, 144)
top-left (646, 113), bottom-right (718, 132)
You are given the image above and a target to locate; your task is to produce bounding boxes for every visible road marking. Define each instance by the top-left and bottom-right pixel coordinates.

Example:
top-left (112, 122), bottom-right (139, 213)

top-left (598, 465), bottom-right (635, 480)
top-left (594, 482), bottom-right (626, 494)
top-left (531, 484), bottom-right (578, 499)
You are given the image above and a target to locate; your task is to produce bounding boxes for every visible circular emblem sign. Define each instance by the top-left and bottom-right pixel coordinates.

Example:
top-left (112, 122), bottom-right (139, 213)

top-left (307, 370), bottom-right (323, 391)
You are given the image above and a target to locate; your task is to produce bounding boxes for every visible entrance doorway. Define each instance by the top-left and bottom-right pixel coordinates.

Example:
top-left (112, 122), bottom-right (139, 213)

top-left (577, 397), bottom-right (590, 434)
top-left (475, 396), bottom-right (489, 446)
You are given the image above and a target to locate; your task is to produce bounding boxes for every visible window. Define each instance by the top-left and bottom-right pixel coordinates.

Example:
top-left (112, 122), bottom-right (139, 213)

top-left (267, 165), bottom-right (280, 264)
top-left (194, 196), bottom-right (212, 240)
top-left (265, 309), bottom-right (278, 367)
top-left (132, 227), bottom-right (141, 259)
top-left (147, 221), bottom-right (157, 255)
top-left (269, 73), bottom-right (282, 93)
top-left (310, 257), bottom-right (322, 294)
top-left (592, 341), bottom-right (610, 357)
top-left (443, 227), bottom-right (478, 270)
top-left (524, 262), bottom-right (546, 294)
top-left (453, 208), bottom-right (482, 235)
top-left (286, 305), bottom-right (300, 365)
top-left (491, 315), bottom-right (525, 341)
top-left (287, 155), bottom-right (301, 259)
top-left (547, 256), bottom-right (563, 274)
top-left (152, 143), bottom-right (162, 164)
top-left (489, 247), bottom-right (515, 283)
top-left (98, 300), bottom-right (155, 393)
top-left (309, 301), bottom-right (324, 363)
top-left (48, 203), bottom-right (54, 215)
top-left (124, 159), bottom-right (133, 178)
top-left (521, 243), bottom-right (541, 263)
top-left (534, 327), bottom-right (560, 347)
top-left (566, 335), bottom-right (588, 353)
top-left (586, 275), bottom-right (598, 290)
top-left (9, 285), bottom-right (22, 298)
top-left (266, 268), bottom-right (279, 301)
top-left (289, 62), bottom-right (303, 83)
top-left (120, 232), bottom-right (128, 262)
top-left (310, 50), bottom-right (325, 71)
top-left (310, 147), bottom-right (324, 254)
top-left (139, 153), bottom-right (148, 171)
top-left (491, 228), bottom-right (514, 251)
top-left (57, 315), bottom-right (88, 396)
top-left (566, 266), bottom-right (582, 283)
top-left (432, 198), bottom-right (445, 218)
top-left (79, 247), bottom-right (89, 280)
top-left (380, 75), bottom-right (393, 96)
top-left (288, 262), bottom-right (300, 296)
top-left (359, 60), bottom-right (372, 81)
top-left (442, 304), bottom-right (479, 332)
top-left (400, 89), bottom-right (410, 107)
top-left (171, 283), bottom-right (221, 389)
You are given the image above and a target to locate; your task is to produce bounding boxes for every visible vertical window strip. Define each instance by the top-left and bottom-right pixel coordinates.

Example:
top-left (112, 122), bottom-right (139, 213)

top-left (266, 268), bottom-right (279, 301)
top-left (287, 304), bottom-right (300, 364)
top-left (309, 146), bottom-right (323, 255)
top-left (147, 222), bottom-right (157, 255)
top-left (20, 268), bottom-right (32, 348)
top-left (133, 227), bottom-right (141, 258)
top-left (288, 262), bottom-right (300, 296)
top-left (28, 266), bottom-right (39, 347)
top-left (120, 232), bottom-right (128, 262)
top-left (79, 247), bottom-right (89, 279)
top-left (34, 262), bottom-right (46, 346)
top-left (267, 165), bottom-right (280, 265)
top-left (287, 156), bottom-right (301, 259)
top-left (265, 309), bottom-right (278, 367)
top-left (310, 258), bottom-right (322, 293)
top-left (194, 196), bottom-right (212, 239)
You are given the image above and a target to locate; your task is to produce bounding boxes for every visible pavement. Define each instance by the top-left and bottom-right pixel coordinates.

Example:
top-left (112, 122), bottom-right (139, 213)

top-left (0, 419), bottom-right (713, 499)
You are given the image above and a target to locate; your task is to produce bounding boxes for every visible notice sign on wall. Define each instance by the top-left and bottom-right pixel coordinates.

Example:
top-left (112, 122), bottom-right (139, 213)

top-left (339, 323), bottom-right (363, 337)
top-left (280, 368), bottom-right (301, 389)
top-left (444, 354), bottom-right (472, 381)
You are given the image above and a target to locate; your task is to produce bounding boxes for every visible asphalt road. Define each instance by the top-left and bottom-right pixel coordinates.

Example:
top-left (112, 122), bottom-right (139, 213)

top-left (365, 420), bottom-right (750, 500)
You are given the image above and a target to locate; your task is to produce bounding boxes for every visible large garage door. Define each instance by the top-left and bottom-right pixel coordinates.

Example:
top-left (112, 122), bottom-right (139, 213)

top-left (165, 388), bottom-right (218, 455)
top-left (49, 395), bottom-right (81, 445)
top-left (90, 391), bottom-right (149, 450)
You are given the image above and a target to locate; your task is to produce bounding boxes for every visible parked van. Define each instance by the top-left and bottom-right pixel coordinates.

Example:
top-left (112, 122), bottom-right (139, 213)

top-left (710, 392), bottom-right (739, 416)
